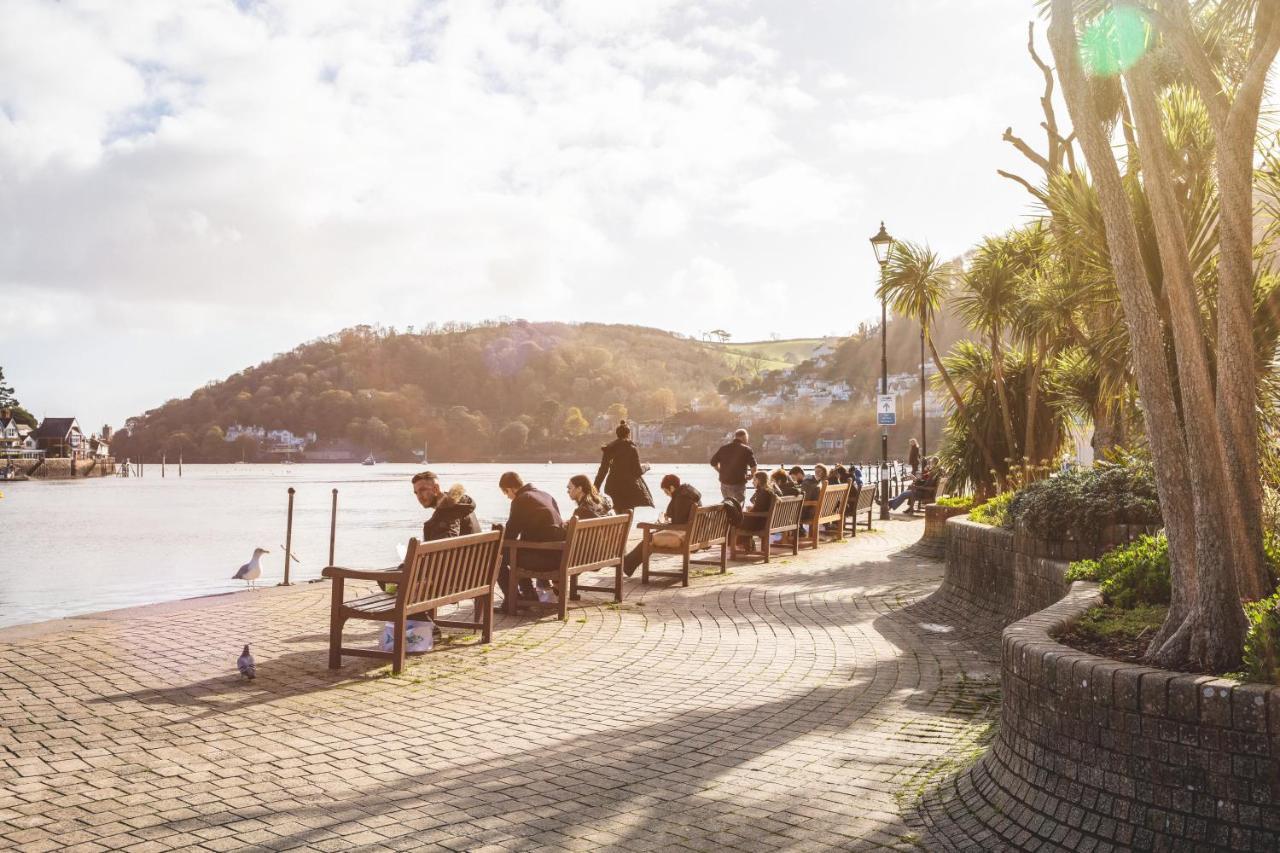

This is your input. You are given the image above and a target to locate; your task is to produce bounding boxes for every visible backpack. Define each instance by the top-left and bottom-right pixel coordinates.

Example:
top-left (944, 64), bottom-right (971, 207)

top-left (721, 497), bottom-right (744, 528)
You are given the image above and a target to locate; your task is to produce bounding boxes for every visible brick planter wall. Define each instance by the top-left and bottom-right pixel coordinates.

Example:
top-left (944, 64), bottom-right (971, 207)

top-left (914, 503), bottom-right (970, 558)
top-left (919, 518), bottom-right (1279, 851)
top-left (940, 517), bottom-right (1159, 622)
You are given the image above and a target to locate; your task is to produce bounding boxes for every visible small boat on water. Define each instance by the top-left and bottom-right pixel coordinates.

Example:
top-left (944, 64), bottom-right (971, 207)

top-left (361, 453), bottom-right (376, 466)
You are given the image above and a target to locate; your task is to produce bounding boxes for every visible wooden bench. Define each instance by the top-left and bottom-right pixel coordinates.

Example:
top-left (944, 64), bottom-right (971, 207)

top-left (323, 528), bottom-right (504, 675)
top-left (503, 511), bottom-right (634, 620)
top-left (639, 503), bottom-right (730, 587)
top-left (845, 485), bottom-right (876, 535)
top-left (799, 481), bottom-right (851, 549)
top-left (731, 494), bottom-right (802, 563)
top-left (904, 474), bottom-right (949, 513)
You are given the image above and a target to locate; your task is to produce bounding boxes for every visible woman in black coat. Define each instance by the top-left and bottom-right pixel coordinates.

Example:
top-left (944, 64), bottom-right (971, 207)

top-left (594, 421), bottom-right (654, 513)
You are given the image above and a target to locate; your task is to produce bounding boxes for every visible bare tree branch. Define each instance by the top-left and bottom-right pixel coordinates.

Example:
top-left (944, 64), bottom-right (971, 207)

top-left (1002, 126), bottom-right (1052, 173)
top-left (997, 169), bottom-right (1048, 201)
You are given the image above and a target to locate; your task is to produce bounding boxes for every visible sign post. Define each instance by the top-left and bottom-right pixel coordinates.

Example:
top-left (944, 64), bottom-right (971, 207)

top-left (877, 394), bottom-right (897, 426)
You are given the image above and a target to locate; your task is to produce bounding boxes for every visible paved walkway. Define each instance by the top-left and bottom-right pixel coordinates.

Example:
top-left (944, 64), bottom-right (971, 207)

top-left (0, 519), bottom-right (999, 852)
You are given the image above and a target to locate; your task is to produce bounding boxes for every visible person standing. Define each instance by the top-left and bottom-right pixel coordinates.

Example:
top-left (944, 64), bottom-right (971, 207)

top-left (709, 428), bottom-right (757, 504)
top-left (908, 438), bottom-right (921, 476)
top-left (594, 421), bottom-right (654, 514)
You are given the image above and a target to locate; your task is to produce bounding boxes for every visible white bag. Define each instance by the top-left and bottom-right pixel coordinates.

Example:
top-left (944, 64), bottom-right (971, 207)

top-left (535, 587), bottom-right (556, 604)
top-left (381, 620), bottom-right (434, 653)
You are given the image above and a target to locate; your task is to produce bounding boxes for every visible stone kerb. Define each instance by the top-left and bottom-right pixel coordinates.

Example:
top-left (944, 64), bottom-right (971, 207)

top-left (971, 584), bottom-right (1280, 851)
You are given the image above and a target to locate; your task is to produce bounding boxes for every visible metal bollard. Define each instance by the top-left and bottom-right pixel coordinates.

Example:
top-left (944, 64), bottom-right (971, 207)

top-left (328, 488), bottom-right (338, 567)
top-left (281, 487), bottom-right (295, 586)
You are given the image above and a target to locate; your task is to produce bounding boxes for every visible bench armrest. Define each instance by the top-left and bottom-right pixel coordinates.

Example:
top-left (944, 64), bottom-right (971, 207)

top-left (741, 511), bottom-right (767, 518)
top-left (502, 540), bottom-right (566, 551)
top-left (638, 522), bottom-right (688, 531)
top-left (322, 566), bottom-right (404, 582)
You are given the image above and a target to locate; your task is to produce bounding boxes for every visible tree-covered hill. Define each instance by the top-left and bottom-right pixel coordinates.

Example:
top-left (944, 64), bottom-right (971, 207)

top-left (110, 321), bottom-right (749, 462)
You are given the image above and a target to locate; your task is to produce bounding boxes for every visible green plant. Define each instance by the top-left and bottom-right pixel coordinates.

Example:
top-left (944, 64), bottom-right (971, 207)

top-left (969, 492), bottom-right (1014, 526)
top-left (1005, 459), bottom-right (1161, 540)
top-left (1065, 533), bottom-right (1170, 608)
top-left (936, 495), bottom-right (974, 510)
top-left (1242, 590), bottom-right (1280, 684)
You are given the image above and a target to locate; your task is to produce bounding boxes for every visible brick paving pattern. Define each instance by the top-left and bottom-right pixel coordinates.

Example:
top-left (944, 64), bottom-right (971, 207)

top-left (0, 519), bottom-right (1000, 851)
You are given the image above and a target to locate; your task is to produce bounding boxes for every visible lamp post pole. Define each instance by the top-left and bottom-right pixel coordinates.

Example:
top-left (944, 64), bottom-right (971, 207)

top-left (921, 326), bottom-right (927, 462)
top-left (870, 222), bottom-right (894, 521)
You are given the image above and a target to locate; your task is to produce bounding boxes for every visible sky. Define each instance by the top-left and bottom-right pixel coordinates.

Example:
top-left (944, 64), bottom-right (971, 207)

top-left (2, 0), bottom-right (1056, 430)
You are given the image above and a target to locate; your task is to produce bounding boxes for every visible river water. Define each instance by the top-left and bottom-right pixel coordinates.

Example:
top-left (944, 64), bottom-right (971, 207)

top-left (0, 462), bottom-right (743, 629)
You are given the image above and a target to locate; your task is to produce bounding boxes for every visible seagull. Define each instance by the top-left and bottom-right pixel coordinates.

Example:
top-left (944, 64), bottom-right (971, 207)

top-left (237, 645), bottom-right (256, 680)
top-left (233, 548), bottom-right (268, 590)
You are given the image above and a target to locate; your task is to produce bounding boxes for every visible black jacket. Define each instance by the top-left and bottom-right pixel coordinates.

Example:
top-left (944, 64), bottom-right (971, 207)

top-left (594, 439), bottom-right (654, 511)
top-left (748, 484), bottom-right (779, 515)
top-left (573, 493), bottom-right (614, 520)
top-left (800, 475), bottom-right (823, 502)
top-left (505, 484), bottom-right (566, 542)
top-left (422, 494), bottom-right (482, 541)
top-left (776, 477), bottom-right (801, 498)
top-left (664, 483), bottom-right (702, 526)
top-left (710, 440), bottom-right (757, 485)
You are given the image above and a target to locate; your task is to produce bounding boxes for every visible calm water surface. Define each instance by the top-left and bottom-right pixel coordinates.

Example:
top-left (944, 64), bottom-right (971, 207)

top-left (0, 462), bottom-right (733, 628)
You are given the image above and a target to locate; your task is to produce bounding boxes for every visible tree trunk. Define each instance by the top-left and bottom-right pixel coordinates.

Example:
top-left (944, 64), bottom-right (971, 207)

top-left (1024, 337), bottom-right (1046, 470)
top-left (989, 331), bottom-right (1020, 478)
top-left (928, 334), bottom-right (1000, 494)
top-left (1049, 0), bottom-right (1243, 672)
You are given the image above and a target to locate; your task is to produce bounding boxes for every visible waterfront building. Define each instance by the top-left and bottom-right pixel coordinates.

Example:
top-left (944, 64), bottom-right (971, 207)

top-left (32, 418), bottom-right (86, 458)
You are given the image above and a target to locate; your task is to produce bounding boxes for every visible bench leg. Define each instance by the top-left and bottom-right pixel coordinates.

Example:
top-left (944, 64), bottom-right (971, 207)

top-left (763, 534), bottom-right (771, 564)
top-left (392, 614), bottom-right (407, 675)
top-left (480, 592), bottom-right (493, 644)
top-left (614, 562), bottom-right (623, 603)
top-left (792, 528), bottom-right (799, 556)
top-left (328, 578), bottom-right (345, 669)
top-left (719, 542), bottom-right (727, 574)
top-left (642, 538), bottom-right (651, 584)
top-left (504, 563), bottom-right (519, 616)
top-left (681, 553), bottom-right (690, 587)
top-left (558, 567), bottom-right (569, 621)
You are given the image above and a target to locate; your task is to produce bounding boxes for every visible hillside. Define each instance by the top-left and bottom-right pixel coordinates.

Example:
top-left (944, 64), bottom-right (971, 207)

top-left (108, 315), bottom-right (970, 464)
top-left (110, 322), bottom-right (749, 462)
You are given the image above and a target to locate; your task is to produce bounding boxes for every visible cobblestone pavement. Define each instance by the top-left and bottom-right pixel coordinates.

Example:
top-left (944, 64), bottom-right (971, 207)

top-left (0, 519), bottom-right (1000, 852)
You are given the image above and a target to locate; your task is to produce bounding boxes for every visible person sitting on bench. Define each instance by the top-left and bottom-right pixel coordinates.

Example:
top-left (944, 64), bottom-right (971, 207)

top-left (622, 474), bottom-right (701, 576)
top-left (888, 458), bottom-right (941, 513)
top-left (733, 470), bottom-right (780, 556)
top-left (497, 471), bottom-right (566, 601)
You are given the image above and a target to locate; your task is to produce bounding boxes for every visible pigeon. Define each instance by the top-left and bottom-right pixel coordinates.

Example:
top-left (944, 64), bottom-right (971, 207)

top-left (233, 548), bottom-right (268, 590)
top-left (237, 645), bottom-right (255, 679)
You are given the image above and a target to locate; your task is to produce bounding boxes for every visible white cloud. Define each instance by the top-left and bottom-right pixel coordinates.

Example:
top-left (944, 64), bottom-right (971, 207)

top-left (833, 91), bottom-right (1001, 155)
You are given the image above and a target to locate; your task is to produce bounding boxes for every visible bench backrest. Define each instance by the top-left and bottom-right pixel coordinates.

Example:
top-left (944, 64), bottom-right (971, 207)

top-left (934, 475), bottom-right (949, 500)
top-left (853, 485), bottom-right (875, 512)
top-left (815, 482), bottom-right (850, 524)
top-left (400, 527), bottom-right (505, 611)
top-left (562, 511), bottom-right (633, 572)
top-left (770, 495), bottom-right (803, 531)
top-left (688, 504), bottom-right (730, 551)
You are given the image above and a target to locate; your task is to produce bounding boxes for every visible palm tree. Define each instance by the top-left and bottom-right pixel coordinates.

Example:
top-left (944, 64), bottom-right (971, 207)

top-left (878, 241), bottom-right (1000, 488)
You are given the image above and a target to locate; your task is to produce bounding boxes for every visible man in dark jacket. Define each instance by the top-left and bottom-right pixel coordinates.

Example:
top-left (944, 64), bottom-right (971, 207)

top-left (497, 471), bottom-right (566, 600)
top-left (710, 429), bottom-right (757, 504)
top-left (413, 472), bottom-right (481, 541)
top-left (413, 472), bottom-right (482, 541)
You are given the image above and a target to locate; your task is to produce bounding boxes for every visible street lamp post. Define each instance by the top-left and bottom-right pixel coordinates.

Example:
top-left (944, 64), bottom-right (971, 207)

top-left (869, 222), bottom-right (894, 520)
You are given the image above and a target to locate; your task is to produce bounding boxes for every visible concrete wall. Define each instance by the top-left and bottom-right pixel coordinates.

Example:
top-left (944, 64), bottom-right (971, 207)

top-left (26, 456), bottom-right (116, 479)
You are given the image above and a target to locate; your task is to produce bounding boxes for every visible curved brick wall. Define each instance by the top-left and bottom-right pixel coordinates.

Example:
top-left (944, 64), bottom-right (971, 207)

top-left (914, 503), bottom-right (969, 558)
top-left (920, 520), bottom-right (1280, 851)
top-left (940, 517), bottom-right (1158, 622)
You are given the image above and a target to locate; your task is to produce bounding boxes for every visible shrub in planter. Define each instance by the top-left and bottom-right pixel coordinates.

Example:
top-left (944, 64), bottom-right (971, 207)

top-left (969, 492), bottom-right (1014, 526)
top-left (1004, 460), bottom-right (1161, 540)
top-left (1243, 591), bottom-right (1280, 684)
top-left (935, 495), bottom-right (974, 511)
top-left (1065, 533), bottom-right (1171, 609)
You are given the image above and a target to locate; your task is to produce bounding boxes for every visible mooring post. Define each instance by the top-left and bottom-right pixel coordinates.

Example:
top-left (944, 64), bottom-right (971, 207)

top-left (178, 453), bottom-right (183, 477)
top-left (162, 454), bottom-right (166, 478)
top-left (281, 487), bottom-right (295, 586)
top-left (328, 488), bottom-right (338, 567)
